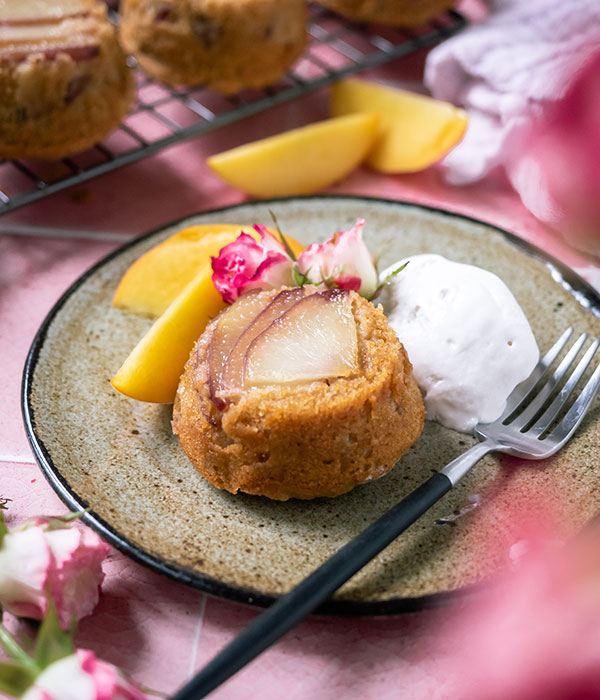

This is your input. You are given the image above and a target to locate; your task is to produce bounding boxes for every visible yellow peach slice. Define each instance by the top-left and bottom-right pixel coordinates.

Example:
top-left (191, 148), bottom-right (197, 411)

top-left (113, 224), bottom-right (305, 318)
top-left (113, 233), bottom-right (239, 318)
top-left (159, 223), bottom-right (248, 247)
top-left (111, 266), bottom-right (224, 403)
top-left (206, 113), bottom-right (379, 198)
top-left (330, 78), bottom-right (468, 173)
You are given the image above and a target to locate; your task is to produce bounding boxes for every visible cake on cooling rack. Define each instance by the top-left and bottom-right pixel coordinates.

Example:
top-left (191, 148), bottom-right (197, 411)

top-left (119, 0), bottom-right (307, 94)
top-left (0, 0), bottom-right (134, 160)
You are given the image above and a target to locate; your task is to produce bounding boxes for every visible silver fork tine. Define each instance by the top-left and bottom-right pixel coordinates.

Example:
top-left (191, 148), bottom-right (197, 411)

top-left (509, 332), bottom-right (588, 429)
top-left (545, 355), bottom-right (600, 447)
top-left (528, 338), bottom-right (600, 437)
top-left (503, 327), bottom-right (573, 416)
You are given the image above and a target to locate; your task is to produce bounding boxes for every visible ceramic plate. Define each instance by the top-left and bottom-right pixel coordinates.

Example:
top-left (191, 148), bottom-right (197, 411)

top-left (23, 196), bottom-right (600, 615)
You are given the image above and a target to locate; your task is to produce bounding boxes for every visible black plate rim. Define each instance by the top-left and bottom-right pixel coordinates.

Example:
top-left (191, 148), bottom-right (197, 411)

top-left (21, 194), bottom-right (600, 616)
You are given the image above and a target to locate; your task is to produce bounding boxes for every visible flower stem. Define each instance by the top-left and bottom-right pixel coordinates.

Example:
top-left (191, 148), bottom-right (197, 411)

top-left (268, 210), bottom-right (297, 262)
top-left (0, 622), bottom-right (38, 671)
top-left (370, 261), bottom-right (409, 300)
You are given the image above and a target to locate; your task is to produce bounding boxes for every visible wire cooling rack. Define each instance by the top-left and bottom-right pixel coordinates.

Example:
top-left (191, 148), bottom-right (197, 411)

top-left (0, 4), bottom-right (466, 215)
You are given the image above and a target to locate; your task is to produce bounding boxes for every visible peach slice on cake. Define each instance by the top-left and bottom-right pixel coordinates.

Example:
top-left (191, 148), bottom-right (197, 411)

top-left (243, 289), bottom-right (359, 387)
top-left (0, 0), bottom-right (134, 161)
top-left (171, 286), bottom-right (426, 500)
top-left (0, 0), bottom-right (102, 61)
top-left (219, 286), bottom-right (309, 396)
top-left (203, 287), bottom-right (359, 409)
top-left (330, 78), bottom-right (468, 173)
top-left (0, 0), bottom-right (92, 25)
top-left (206, 290), bottom-right (268, 409)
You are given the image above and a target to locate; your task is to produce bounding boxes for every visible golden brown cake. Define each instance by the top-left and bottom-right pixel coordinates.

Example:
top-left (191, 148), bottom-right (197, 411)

top-left (172, 286), bottom-right (425, 501)
top-left (0, 0), bottom-right (134, 160)
top-left (314, 0), bottom-right (455, 26)
top-left (119, 0), bottom-right (307, 93)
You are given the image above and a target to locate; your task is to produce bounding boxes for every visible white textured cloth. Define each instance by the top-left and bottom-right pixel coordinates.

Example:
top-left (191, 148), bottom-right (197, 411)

top-left (425, 0), bottom-right (600, 209)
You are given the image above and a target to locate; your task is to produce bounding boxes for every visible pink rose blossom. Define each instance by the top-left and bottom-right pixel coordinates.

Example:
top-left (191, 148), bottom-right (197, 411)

top-left (295, 219), bottom-right (378, 297)
top-left (211, 224), bottom-right (294, 303)
top-left (439, 519), bottom-right (600, 700)
top-left (22, 649), bottom-right (146, 700)
top-left (0, 517), bottom-right (109, 629)
top-left (509, 51), bottom-right (600, 254)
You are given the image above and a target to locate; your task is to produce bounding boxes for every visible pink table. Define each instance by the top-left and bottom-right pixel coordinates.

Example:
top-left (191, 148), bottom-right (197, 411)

top-left (2, 41), bottom-right (600, 700)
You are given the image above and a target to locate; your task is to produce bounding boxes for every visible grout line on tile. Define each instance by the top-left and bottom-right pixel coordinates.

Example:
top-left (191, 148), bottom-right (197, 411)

top-left (0, 223), bottom-right (132, 243)
top-left (0, 454), bottom-right (37, 465)
top-left (187, 593), bottom-right (208, 679)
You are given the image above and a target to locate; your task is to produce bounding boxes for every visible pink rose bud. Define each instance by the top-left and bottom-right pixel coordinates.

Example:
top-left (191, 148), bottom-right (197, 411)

top-left (22, 649), bottom-right (147, 700)
top-left (211, 225), bottom-right (294, 303)
top-left (0, 517), bottom-right (109, 629)
top-left (295, 219), bottom-right (378, 298)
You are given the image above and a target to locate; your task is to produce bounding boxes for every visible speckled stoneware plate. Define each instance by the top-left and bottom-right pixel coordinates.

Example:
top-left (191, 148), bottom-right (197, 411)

top-left (23, 195), bottom-right (600, 615)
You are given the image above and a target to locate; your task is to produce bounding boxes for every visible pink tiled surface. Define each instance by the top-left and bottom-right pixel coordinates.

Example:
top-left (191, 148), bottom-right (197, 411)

top-left (2, 19), bottom-right (600, 700)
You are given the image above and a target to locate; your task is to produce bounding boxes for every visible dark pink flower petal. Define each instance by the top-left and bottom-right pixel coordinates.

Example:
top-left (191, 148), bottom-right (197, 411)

top-left (333, 275), bottom-right (362, 292)
top-left (211, 229), bottom-right (293, 302)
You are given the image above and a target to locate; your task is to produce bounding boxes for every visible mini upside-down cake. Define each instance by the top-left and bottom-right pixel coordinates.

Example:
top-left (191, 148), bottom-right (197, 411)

top-left (173, 286), bottom-right (425, 501)
top-left (119, 0), bottom-right (307, 94)
top-left (0, 0), bottom-right (134, 159)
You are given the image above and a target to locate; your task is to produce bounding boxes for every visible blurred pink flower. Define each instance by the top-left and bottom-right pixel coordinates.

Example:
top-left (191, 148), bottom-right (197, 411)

top-left (21, 649), bottom-right (146, 700)
top-left (510, 51), bottom-right (600, 253)
top-left (211, 225), bottom-right (294, 303)
top-left (295, 218), bottom-right (378, 297)
top-left (0, 517), bottom-right (109, 630)
top-left (446, 524), bottom-right (600, 700)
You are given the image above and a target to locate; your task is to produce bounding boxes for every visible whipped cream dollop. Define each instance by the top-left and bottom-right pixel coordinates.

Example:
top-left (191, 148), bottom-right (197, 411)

top-left (379, 254), bottom-right (539, 433)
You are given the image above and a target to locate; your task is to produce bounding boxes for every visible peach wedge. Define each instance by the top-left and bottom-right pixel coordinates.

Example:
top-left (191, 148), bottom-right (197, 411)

top-left (331, 78), bottom-right (468, 173)
top-left (113, 231), bottom-right (239, 318)
top-left (206, 112), bottom-right (379, 198)
top-left (111, 265), bottom-right (224, 403)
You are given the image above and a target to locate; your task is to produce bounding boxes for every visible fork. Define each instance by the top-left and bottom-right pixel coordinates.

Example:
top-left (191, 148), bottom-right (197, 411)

top-left (170, 327), bottom-right (600, 700)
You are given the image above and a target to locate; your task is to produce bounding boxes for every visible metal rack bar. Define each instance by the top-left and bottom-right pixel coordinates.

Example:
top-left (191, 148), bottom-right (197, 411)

top-left (0, 6), bottom-right (466, 216)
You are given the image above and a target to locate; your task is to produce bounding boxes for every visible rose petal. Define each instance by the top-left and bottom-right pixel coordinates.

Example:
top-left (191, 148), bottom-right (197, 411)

top-left (45, 527), bottom-right (109, 629)
top-left (0, 527), bottom-right (51, 620)
top-left (22, 653), bottom-right (96, 700)
top-left (296, 219), bottom-right (377, 297)
top-left (22, 651), bottom-right (147, 700)
top-left (240, 251), bottom-right (295, 295)
top-left (21, 690), bottom-right (55, 700)
top-left (78, 650), bottom-right (147, 700)
top-left (251, 224), bottom-right (289, 256)
top-left (212, 228), bottom-right (294, 303)
top-left (332, 275), bottom-right (362, 292)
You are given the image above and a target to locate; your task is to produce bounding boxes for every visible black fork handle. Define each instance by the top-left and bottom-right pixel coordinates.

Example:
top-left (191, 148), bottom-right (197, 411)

top-left (170, 471), bottom-right (452, 700)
